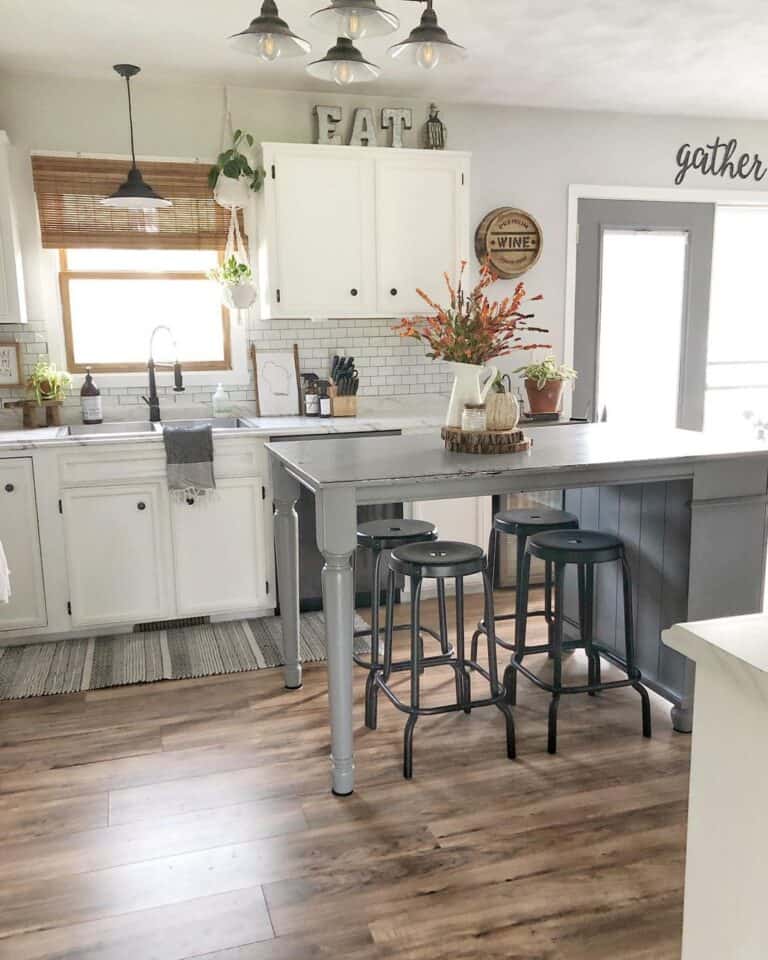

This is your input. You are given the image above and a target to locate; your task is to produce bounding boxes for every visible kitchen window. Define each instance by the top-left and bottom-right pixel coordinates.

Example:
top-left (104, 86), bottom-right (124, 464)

top-left (31, 154), bottom-right (236, 377)
top-left (58, 248), bottom-right (230, 374)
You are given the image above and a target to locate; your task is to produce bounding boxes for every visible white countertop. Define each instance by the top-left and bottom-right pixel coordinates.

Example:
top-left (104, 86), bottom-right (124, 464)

top-left (664, 614), bottom-right (768, 675)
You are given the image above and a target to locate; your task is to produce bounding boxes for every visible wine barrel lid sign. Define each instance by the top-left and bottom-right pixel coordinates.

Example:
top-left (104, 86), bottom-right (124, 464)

top-left (475, 207), bottom-right (543, 278)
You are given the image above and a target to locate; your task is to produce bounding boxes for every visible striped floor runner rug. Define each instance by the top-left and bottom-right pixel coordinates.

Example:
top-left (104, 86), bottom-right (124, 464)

top-left (0, 612), bottom-right (371, 701)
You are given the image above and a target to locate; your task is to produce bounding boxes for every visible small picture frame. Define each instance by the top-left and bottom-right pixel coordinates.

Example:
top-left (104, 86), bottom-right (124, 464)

top-left (251, 343), bottom-right (301, 417)
top-left (0, 342), bottom-right (22, 388)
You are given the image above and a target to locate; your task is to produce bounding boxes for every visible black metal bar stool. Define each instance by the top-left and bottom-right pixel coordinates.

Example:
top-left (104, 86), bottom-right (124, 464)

top-left (368, 540), bottom-right (516, 779)
top-left (471, 507), bottom-right (580, 683)
top-left (354, 519), bottom-right (451, 727)
top-left (505, 529), bottom-right (652, 754)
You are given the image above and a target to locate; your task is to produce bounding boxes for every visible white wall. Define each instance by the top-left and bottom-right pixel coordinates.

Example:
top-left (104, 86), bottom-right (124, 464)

top-left (2, 70), bottom-right (768, 409)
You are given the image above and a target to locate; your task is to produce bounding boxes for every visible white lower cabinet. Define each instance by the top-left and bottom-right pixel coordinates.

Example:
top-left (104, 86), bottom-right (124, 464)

top-left (0, 458), bottom-right (46, 630)
top-left (411, 496), bottom-right (492, 551)
top-left (171, 477), bottom-right (269, 616)
top-left (61, 483), bottom-right (174, 628)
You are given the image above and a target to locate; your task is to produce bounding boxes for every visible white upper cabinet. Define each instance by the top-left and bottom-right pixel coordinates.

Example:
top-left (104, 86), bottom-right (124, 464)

top-left (0, 132), bottom-right (27, 324)
top-left (256, 143), bottom-right (470, 319)
top-left (375, 153), bottom-right (469, 316)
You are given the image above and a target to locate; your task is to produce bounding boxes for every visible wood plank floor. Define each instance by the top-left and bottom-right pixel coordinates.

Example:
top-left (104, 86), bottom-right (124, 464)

top-left (0, 591), bottom-right (689, 959)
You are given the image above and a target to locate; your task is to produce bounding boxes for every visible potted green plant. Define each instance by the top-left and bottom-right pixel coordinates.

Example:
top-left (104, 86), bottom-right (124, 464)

top-left (208, 255), bottom-right (257, 310)
top-left (514, 356), bottom-right (577, 415)
top-left (26, 360), bottom-right (71, 404)
top-left (209, 130), bottom-right (265, 209)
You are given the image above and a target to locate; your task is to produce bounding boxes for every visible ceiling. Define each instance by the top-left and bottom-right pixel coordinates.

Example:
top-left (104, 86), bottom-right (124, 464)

top-left (2, 0), bottom-right (768, 118)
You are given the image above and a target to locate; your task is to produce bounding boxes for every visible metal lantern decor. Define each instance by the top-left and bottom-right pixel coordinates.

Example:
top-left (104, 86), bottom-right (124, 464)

top-left (102, 65), bottom-right (171, 210)
top-left (310, 0), bottom-right (399, 40)
top-left (306, 37), bottom-right (381, 85)
top-left (229, 0), bottom-right (311, 61)
top-left (388, 0), bottom-right (466, 71)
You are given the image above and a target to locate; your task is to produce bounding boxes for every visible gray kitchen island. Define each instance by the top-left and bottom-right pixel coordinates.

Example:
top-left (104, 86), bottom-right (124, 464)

top-left (267, 424), bottom-right (768, 796)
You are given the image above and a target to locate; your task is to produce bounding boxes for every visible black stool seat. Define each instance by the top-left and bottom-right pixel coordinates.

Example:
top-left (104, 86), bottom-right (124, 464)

top-left (494, 507), bottom-right (578, 536)
top-left (528, 529), bottom-right (623, 565)
top-left (390, 541), bottom-right (484, 579)
top-left (357, 518), bottom-right (436, 550)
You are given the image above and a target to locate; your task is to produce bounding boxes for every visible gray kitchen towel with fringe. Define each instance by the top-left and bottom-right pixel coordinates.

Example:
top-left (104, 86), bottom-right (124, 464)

top-left (163, 424), bottom-right (216, 499)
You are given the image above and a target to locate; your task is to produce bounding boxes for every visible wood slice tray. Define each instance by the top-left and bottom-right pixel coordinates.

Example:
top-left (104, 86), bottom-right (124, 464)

top-left (441, 426), bottom-right (532, 455)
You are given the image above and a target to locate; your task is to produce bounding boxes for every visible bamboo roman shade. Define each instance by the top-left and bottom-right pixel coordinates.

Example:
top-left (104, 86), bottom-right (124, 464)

top-left (31, 156), bottom-right (230, 250)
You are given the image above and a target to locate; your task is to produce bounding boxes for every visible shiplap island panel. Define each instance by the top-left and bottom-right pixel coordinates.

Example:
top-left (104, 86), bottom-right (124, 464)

top-left (267, 423), bottom-right (768, 795)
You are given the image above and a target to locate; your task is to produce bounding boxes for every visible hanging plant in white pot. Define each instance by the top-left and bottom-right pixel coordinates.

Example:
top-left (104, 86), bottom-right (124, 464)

top-left (208, 253), bottom-right (258, 310)
top-left (208, 129), bottom-right (265, 210)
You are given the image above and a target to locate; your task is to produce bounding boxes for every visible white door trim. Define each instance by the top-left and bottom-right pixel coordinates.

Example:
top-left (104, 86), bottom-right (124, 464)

top-left (564, 183), bottom-right (768, 417)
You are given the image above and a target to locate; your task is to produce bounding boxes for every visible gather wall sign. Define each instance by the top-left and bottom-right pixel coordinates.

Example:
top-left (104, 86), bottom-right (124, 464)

top-left (675, 136), bottom-right (768, 185)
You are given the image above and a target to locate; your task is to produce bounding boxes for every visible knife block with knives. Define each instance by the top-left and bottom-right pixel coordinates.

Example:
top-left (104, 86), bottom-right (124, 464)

top-left (329, 354), bottom-right (359, 417)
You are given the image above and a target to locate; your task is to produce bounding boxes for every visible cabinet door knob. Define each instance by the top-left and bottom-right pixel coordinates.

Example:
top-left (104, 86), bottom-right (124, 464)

top-left (137, 501), bottom-right (147, 511)
top-left (390, 288), bottom-right (398, 296)
top-left (350, 288), bottom-right (358, 297)
top-left (186, 497), bottom-right (195, 506)
top-left (4, 483), bottom-right (14, 493)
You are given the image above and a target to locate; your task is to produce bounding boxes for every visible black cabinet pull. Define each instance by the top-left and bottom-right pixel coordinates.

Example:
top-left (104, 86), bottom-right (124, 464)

top-left (4, 483), bottom-right (13, 493)
top-left (186, 497), bottom-right (195, 506)
top-left (390, 287), bottom-right (398, 296)
top-left (137, 501), bottom-right (146, 511)
top-left (350, 288), bottom-right (358, 297)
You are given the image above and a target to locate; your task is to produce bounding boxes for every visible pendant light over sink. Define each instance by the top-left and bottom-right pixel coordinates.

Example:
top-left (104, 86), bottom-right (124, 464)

top-left (306, 36), bottom-right (380, 85)
top-left (310, 0), bottom-right (399, 40)
top-left (229, 0), bottom-right (311, 61)
top-left (101, 65), bottom-right (171, 210)
top-left (388, 0), bottom-right (466, 71)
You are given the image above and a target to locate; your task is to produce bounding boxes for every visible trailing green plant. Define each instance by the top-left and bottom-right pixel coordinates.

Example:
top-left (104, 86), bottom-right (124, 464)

top-left (208, 255), bottom-right (253, 287)
top-left (26, 360), bottom-right (71, 403)
top-left (514, 356), bottom-right (577, 390)
top-left (208, 130), bottom-right (265, 193)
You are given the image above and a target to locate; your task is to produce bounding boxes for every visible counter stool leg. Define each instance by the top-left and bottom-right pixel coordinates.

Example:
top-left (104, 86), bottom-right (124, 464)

top-left (367, 567), bottom-right (394, 731)
top-left (621, 553), bottom-right (652, 739)
top-left (513, 532), bottom-right (528, 657)
top-left (404, 575), bottom-right (423, 779)
top-left (548, 561), bottom-right (566, 755)
top-left (471, 528), bottom-right (497, 662)
top-left (545, 559), bottom-right (555, 658)
top-left (483, 563), bottom-right (516, 759)
top-left (505, 549), bottom-right (531, 706)
top-left (579, 564), bottom-right (599, 696)
top-left (454, 576), bottom-right (471, 714)
top-left (437, 578), bottom-right (450, 655)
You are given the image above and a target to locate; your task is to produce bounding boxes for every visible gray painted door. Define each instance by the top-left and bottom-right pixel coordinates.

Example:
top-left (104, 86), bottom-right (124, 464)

top-left (573, 199), bottom-right (715, 429)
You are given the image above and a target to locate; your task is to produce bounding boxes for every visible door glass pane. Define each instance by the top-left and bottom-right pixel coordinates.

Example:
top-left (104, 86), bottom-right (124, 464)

top-left (705, 206), bottom-right (768, 438)
top-left (597, 230), bottom-right (688, 428)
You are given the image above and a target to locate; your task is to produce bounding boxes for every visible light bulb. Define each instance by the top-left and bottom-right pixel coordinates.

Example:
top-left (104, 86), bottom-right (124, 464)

top-left (342, 10), bottom-right (366, 40)
top-left (258, 34), bottom-right (281, 62)
top-left (332, 60), bottom-right (354, 85)
top-left (416, 42), bottom-right (440, 71)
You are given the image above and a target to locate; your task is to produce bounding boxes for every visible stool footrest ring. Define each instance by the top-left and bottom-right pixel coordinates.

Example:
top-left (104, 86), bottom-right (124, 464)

top-left (374, 660), bottom-right (506, 717)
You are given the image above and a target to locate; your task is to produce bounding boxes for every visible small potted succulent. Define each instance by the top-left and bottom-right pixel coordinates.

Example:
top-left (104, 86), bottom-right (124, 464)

top-left (515, 356), bottom-right (577, 415)
top-left (209, 129), bottom-right (265, 209)
top-left (27, 360), bottom-right (71, 404)
top-left (208, 255), bottom-right (257, 310)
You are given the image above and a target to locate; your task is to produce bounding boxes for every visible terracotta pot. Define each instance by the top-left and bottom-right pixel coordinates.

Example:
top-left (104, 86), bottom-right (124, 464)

top-left (525, 378), bottom-right (564, 415)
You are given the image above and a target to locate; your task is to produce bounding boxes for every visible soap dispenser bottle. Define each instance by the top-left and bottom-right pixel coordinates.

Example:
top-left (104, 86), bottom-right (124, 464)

top-left (212, 384), bottom-right (229, 417)
top-left (80, 367), bottom-right (103, 425)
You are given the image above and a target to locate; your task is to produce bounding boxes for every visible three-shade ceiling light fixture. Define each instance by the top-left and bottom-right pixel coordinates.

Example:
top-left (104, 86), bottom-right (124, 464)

top-left (229, 0), bottom-right (466, 85)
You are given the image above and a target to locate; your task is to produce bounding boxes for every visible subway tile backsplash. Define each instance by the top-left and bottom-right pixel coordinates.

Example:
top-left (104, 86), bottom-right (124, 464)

top-left (0, 313), bottom-right (453, 418)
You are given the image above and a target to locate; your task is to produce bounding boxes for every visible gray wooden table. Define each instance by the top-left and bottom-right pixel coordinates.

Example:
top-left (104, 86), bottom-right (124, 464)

top-left (267, 424), bottom-right (768, 796)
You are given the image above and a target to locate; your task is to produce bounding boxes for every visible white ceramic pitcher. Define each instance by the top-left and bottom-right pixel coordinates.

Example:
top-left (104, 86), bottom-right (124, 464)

top-left (445, 362), bottom-right (498, 427)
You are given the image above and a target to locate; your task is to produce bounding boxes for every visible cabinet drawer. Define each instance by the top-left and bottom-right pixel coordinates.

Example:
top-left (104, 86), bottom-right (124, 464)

top-left (58, 438), bottom-right (267, 486)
